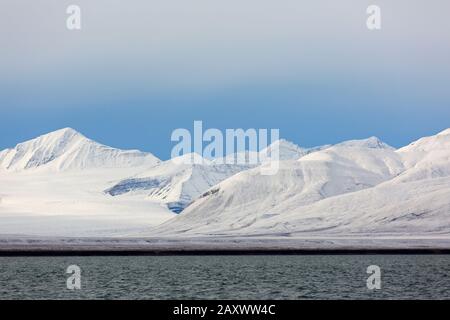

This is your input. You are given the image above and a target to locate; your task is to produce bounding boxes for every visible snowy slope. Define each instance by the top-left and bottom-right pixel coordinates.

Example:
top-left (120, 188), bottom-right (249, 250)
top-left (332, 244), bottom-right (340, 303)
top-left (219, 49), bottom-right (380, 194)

top-left (105, 139), bottom-right (309, 213)
top-left (0, 128), bottom-right (160, 172)
top-left (395, 128), bottom-right (450, 182)
top-left (1, 128), bottom-right (450, 238)
top-left (0, 169), bottom-right (174, 237)
top-left (213, 139), bottom-right (310, 164)
top-left (0, 128), bottom-right (172, 237)
top-left (154, 131), bottom-right (450, 237)
top-left (258, 139), bottom-right (309, 161)
top-left (335, 136), bottom-right (394, 149)
top-left (106, 154), bottom-right (252, 213)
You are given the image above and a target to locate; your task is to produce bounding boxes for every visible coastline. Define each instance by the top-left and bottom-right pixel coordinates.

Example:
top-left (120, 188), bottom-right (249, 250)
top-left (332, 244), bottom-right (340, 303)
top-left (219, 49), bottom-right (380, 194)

top-left (1, 236), bottom-right (450, 256)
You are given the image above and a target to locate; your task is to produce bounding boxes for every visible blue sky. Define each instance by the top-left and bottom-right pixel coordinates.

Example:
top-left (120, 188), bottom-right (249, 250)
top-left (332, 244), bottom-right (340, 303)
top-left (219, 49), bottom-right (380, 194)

top-left (1, 0), bottom-right (449, 159)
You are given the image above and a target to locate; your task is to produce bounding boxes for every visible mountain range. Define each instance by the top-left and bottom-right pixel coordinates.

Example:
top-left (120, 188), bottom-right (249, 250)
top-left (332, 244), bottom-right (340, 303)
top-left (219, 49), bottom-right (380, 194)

top-left (0, 127), bottom-right (449, 238)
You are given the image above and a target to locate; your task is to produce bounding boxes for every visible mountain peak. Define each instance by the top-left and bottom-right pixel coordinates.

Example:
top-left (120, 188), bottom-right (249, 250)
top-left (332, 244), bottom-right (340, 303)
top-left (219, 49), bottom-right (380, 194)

top-left (437, 128), bottom-right (450, 136)
top-left (41, 127), bottom-right (83, 138)
top-left (337, 136), bottom-right (393, 149)
top-left (54, 127), bottom-right (78, 134)
top-left (0, 128), bottom-right (159, 171)
top-left (268, 138), bottom-right (302, 148)
top-left (260, 139), bottom-right (306, 160)
top-left (37, 127), bottom-right (88, 142)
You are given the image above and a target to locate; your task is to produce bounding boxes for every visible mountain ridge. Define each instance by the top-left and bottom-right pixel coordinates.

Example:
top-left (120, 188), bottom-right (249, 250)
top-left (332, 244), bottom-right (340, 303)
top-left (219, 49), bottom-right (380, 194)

top-left (0, 128), bottom-right (160, 172)
top-left (1, 127), bottom-right (449, 237)
top-left (153, 129), bottom-right (450, 237)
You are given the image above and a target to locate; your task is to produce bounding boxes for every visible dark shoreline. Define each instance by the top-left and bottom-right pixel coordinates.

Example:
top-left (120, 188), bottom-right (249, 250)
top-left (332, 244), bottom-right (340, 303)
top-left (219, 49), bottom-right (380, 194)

top-left (2, 236), bottom-right (450, 256)
top-left (1, 248), bottom-right (450, 256)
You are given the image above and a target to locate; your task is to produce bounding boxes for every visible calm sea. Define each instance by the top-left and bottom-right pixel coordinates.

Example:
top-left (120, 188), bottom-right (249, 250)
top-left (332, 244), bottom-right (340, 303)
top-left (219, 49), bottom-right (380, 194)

top-left (0, 255), bottom-right (449, 299)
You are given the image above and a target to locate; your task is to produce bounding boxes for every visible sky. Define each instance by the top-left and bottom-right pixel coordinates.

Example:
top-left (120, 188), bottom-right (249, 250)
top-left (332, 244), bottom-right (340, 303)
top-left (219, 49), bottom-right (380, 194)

top-left (1, 0), bottom-right (449, 159)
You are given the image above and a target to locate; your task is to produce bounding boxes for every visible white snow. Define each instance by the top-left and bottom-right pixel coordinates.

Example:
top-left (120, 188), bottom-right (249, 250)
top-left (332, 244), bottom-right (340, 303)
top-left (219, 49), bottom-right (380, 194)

top-left (105, 153), bottom-right (250, 213)
top-left (335, 136), bottom-right (394, 150)
top-left (154, 131), bottom-right (450, 238)
top-left (1, 127), bottom-right (450, 240)
top-left (105, 139), bottom-right (312, 213)
top-left (259, 139), bottom-right (309, 160)
top-left (0, 128), bottom-right (172, 237)
top-left (0, 128), bottom-right (160, 172)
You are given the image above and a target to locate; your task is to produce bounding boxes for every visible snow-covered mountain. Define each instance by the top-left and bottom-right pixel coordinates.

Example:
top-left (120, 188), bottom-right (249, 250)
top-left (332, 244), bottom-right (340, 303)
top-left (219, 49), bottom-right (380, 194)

top-left (0, 128), bottom-right (160, 172)
top-left (335, 136), bottom-right (394, 149)
top-left (1, 127), bottom-right (449, 238)
top-left (212, 139), bottom-right (311, 164)
top-left (396, 128), bottom-right (450, 182)
top-left (105, 139), bottom-right (309, 213)
top-left (154, 130), bottom-right (450, 237)
top-left (0, 129), bottom-right (309, 236)
top-left (258, 139), bottom-right (309, 161)
top-left (0, 128), bottom-right (171, 237)
top-left (105, 153), bottom-right (251, 213)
